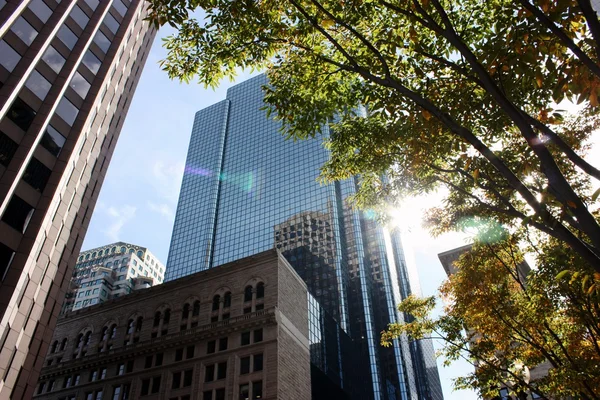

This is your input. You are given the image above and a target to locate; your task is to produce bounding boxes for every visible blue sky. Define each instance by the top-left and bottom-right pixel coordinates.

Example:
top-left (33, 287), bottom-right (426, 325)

top-left (82, 26), bottom-right (479, 400)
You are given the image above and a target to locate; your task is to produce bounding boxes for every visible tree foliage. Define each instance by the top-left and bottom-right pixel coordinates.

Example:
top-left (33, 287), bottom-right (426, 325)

top-left (147, 0), bottom-right (600, 273)
top-left (381, 235), bottom-right (600, 399)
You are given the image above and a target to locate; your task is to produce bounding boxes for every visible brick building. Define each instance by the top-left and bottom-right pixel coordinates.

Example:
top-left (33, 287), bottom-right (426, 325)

top-left (34, 250), bottom-right (311, 400)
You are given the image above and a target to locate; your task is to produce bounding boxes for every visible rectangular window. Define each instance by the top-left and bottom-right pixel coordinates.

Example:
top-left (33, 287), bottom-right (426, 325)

top-left (155, 353), bottom-right (163, 366)
top-left (240, 356), bottom-right (250, 375)
top-left (144, 355), bottom-right (152, 369)
top-left (206, 340), bottom-right (216, 354)
top-left (70, 72), bottom-right (90, 98)
top-left (0, 132), bottom-right (18, 167)
top-left (171, 371), bottom-right (181, 389)
top-left (204, 364), bottom-right (214, 382)
top-left (57, 25), bottom-right (78, 49)
top-left (25, 70), bottom-right (51, 100)
top-left (218, 337), bottom-right (228, 351)
top-left (241, 332), bottom-right (250, 346)
top-left (29, 0), bottom-right (52, 23)
top-left (175, 348), bottom-right (183, 361)
top-left (70, 6), bottom-right (89, 29)
top-left (113, 0), bottom-right (127, 16)
top-left (82, 50), bottom-right (101, 74)
top-left (0, 40), bottom-right (21, 71)
top-left (117, 363), bottom-right (125, 375)
top-left (203, 391), bottom-right (212, 400)
top-left (252, 381), bottom-right (262, 399)
top-left (183, 369), bottom-right (193, 387)
top-left (11, 17), bottom-right (38, 45)
top-left (56, 97), bottom-right (79, 126)
top-left (239, 384), bottom-right (249, 400)
top-left (2, 195), bottom-right (34, 233)
top-left (40, 125), bottom-right (66, 157)
top-left (93, 31), bottom-right (111, 52)
top-left (23, 157), bottom-right (51, 192)
top-left (7, 97), bottom-right (36, 132)
top-left (215, 388), bottom-right (225, 400)
top-left (253, 354), bottom-right (263, 372)
top-left (186, 345), bottom-right (194, 359)
top-left (217, 362), bottom-right (227, 380)
top-left (140, 378), bottom-right (149, 396)
top-left (151, 376), bottom-right (161, 393)
top-left (254, 329), bottom-right (263, 343)
top-left (104, 13), bottom-right (119, 34)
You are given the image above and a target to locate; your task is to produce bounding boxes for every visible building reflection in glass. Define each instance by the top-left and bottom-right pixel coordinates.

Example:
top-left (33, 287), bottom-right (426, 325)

top-left (166, 75), bottom-right (443, 400)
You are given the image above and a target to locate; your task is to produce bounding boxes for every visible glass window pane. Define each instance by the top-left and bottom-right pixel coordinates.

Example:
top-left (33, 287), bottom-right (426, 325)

top-left (11, 17), bottom-right (38, 45)
top-left (70, 6), bottom-right (89, 29)
top-left (41, 46), bottom-right (65, 73)
top-left (25, 70), bottom-right (52, 100)
top-left (82, 51), bottom-right (101, 74)
top-left (40, 125), bottom-right (66, 157)
top-left (23, 157), bottom-right (51, 192)
top-left (104, 13), bottom-right (119, 34)
top-left (113, 1), bottom-right (127, 16)
top-left (70, 72), bottom-right (90, 98)
top-left (7, 98), bottom-right (37, 131)
top-left (57, 25), bottom-right (78, 49)
top-left (84, 0), bottom-right (99, 10)
top-left (93, 31), bottom-right (111, 53)
top-left (2, 195), bottom-right (34, 233)
top-left (0, 131), bottom-right (19, 167)
top-left (28, 0), bottom-right (52, 23)
top-left (56, 97), bottom-right (79, 126)
top-left (0, 40), bottom-right (21, 71)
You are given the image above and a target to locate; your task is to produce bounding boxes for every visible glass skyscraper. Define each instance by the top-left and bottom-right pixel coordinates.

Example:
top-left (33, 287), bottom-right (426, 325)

top-left (167, 75), bottom-right (443, 400)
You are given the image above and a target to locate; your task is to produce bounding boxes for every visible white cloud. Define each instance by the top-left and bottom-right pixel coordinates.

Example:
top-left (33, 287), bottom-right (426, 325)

top-left (148, 202), bottom-right (174, 219)
top-left (102, 205), bottom-right (137, 242)
top-left (150, 159), bottom-right (185, 205)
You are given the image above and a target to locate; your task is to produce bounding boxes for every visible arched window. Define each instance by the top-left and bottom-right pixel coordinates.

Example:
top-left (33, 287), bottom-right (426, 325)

top-left (111, 247), bottom-right (116, 253)
top-left (120, 246), bottom-right (126, 253)
top-left (212, 295), bottom-right (220, 311)
top-left (182, 304), bottom-right (190, 319)
top-left (223, 292), bottom-right (232, 308)
top-left (75, 334), bottom-right (83, 348)
top-left (137, 250), bottom-right (143, 258)
top-left (153, 311), bottom-right (161, 327)
top-left (85, 254), bottom-right (90, 260)
top-left (129, 248), bottom-right (134, 254)
top-left (92, 252), bottom-right (97, 258)
top-left (244, 286), bottom-right (253, 302)
top-left (84, 331), bottom-right (92, 345)
top-left (98, 250), bottom-right (103, 256)
top-left (110, 324), bottom-right (117, 339)
top-left (163, 309), bottom-right (171, 324)
top-left (101, 326), bottom-right (109, 341)
top-left (256, 282), bottom-right (265, 299)
top-left (60, 338), bottom-right (68, 351)
top-left (127, 319), bottom-right (135, 334)
top-left (192, 301), bottom-right (200, 317)
top-left (51, 340), bottom-right (58, 353)
top-left (136, 316), bottom-right (143, 332)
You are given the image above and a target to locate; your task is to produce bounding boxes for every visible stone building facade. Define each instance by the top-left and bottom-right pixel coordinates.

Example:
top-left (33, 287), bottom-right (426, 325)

top-left (0, 1), bottom-right (157, 397)
top-left (34, 250), bottom-right (311, 400)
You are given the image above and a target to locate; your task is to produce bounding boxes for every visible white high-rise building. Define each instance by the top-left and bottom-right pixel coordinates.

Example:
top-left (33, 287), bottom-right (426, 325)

top-left (62, 242), bottom-right (165, 313)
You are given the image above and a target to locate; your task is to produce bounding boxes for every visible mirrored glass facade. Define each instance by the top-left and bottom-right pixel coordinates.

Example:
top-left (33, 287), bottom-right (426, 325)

top-left (167, 75), bottom-right (443, 400)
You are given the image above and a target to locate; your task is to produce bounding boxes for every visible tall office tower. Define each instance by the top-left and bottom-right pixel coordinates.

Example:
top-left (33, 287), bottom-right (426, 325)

top-left (166, 75), bottom-right (443, 400)
top-left (61, 241), bottom-right (165, 314)
top-left (0, 1), bottom-right (156, 398)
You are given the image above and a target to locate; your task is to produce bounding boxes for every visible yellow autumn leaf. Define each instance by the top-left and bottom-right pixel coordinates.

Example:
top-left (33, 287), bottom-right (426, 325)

top-left (322, 19), bottom-right (334, 28)
top-left (422, 110), bottom-right (432, 120)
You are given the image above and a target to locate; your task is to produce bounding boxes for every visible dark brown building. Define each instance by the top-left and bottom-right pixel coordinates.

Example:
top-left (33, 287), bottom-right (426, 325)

top-left (34, 250), bottom-right (311, 400)
top-left (0, 1), bottom-right (157, 398)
